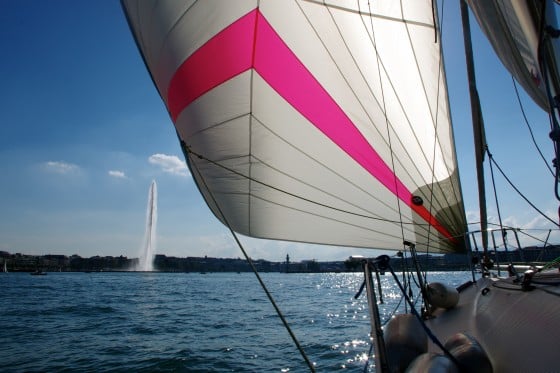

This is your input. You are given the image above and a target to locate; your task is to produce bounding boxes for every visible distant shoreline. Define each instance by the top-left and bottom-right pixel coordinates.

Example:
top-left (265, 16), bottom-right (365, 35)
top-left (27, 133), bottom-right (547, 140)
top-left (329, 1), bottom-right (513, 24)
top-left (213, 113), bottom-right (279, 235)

top-left (1, 251), bottom-right (471, 273)
top-left (3, 245), bottom-right (558, 273)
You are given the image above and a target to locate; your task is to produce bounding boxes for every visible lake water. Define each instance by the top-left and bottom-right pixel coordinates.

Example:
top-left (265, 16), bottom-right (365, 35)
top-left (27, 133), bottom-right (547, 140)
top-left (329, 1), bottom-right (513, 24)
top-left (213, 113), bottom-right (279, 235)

top-left (0, 271), bottom-right (471, 372)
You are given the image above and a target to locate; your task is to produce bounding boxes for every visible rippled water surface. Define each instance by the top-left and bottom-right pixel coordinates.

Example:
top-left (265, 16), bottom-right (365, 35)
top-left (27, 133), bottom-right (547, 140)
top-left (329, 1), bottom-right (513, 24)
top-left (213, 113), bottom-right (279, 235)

top-left (0, 271), bottom-right (470, 372)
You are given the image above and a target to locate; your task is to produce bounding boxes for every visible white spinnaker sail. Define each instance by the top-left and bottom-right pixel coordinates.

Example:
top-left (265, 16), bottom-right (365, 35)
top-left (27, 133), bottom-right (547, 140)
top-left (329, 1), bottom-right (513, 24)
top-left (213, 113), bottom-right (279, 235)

top-left (122, 0), bottom-right (467, 253)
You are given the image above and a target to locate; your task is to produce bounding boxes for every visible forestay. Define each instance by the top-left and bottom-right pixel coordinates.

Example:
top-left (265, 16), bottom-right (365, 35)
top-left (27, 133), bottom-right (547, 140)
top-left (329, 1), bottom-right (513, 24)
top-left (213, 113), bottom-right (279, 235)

top-left (122, 0), bottom-right (468, 253)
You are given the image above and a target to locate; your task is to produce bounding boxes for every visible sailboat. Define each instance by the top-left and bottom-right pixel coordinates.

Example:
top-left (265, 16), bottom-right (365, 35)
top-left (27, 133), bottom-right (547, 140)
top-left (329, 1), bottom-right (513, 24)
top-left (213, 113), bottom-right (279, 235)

top-left (121, 1), bottom-right (560, 371)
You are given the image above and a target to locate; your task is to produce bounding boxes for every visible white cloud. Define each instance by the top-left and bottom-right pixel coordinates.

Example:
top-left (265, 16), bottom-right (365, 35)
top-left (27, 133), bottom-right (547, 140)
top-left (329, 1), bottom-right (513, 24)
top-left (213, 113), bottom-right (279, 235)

top-left (44, 161), bottom-right (79, 174)
top-left (465, 206), bottom-right (560, 249)
top-left (108, 170), bottom-right (127, 179)
top-left (149, 153), bottom-right (190, 177)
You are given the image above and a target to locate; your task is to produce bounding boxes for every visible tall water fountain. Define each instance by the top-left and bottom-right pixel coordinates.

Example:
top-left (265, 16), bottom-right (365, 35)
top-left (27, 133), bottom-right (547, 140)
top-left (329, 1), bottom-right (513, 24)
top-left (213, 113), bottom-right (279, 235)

top-left (137, 180), bottom-right (157, 271)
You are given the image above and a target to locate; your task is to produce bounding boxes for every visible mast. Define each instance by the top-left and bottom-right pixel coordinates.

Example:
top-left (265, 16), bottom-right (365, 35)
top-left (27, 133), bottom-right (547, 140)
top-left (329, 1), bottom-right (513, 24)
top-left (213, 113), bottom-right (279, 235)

top-left (460, 0), bottom-right (488, 256)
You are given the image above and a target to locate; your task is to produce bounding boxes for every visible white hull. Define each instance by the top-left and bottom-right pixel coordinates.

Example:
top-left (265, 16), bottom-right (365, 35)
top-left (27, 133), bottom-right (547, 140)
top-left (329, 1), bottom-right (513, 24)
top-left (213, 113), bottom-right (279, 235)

top-left (426, 272), bottom-right (560, 372)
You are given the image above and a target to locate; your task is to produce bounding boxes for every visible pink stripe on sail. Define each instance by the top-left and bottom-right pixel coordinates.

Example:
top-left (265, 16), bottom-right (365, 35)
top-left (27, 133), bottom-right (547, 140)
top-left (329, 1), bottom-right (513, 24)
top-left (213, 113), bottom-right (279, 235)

top-left (166, 9), bottom-right (454, 242)
top-left (168, 10), bottom-right (257, 121)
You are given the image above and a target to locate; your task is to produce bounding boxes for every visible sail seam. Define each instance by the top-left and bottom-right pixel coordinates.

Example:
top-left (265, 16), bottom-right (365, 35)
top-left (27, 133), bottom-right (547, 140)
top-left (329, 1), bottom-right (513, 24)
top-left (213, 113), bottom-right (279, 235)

top-left (152, 1), bottom-right (197, 102)
top-left (248, 5), bottom-right (260, 238)
top-left (166, 7), bottom-right (456, 243)
top-left (364, 0), bottom-right (407, 247)
top-left (314, 1), bottom-right (460, 242)
top-left (186, 145), bottom-right (460, 250)
top-left (188, 113), bottom-right (450, 246)
top-left (301, 0), bottom-right (434, 29)
top-left (167, 9), bottom-right (256, 121)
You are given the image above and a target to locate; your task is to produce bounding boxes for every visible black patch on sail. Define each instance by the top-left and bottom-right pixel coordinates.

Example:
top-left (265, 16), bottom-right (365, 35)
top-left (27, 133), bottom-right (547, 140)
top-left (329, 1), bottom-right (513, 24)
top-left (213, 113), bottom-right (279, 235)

top-left (410, 169), bottom-right (468, 253)
top-left (411, 195), bottom-right (424, 206)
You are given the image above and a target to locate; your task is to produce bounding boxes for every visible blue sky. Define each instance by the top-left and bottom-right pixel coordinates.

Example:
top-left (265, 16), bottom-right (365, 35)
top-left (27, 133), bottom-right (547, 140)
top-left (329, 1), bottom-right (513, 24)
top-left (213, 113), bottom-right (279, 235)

top-left (1, 1), bottom-right (558, 261)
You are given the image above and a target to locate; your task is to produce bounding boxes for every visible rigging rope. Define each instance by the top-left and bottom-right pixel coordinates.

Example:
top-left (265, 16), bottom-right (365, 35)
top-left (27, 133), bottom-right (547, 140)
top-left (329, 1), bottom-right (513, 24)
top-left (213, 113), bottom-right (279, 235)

top-left (364, 0), bottom-right (407, 252)
top-left (537, 4), bottom-right (560, 204)
top-left (182, 143), bottom-right (316, 372)
top-left (360, 262), bottom-right (419, 373)
top-left (182, 145), bottom-right (463, 251)
top-left (511, 77), bottom-right (555, 176)
top-left (381, 258), bottom-right (460, 366)
top-left (487, 151), bottom-right (560, 227)
top-left (541, 255), bottom-right (560, 271)
top-left (487, 148), bottom-right (509, 253)
top-left (423, 0), bottom-right (449, 274)
top-left (515, 227), bottom-right (556, 247)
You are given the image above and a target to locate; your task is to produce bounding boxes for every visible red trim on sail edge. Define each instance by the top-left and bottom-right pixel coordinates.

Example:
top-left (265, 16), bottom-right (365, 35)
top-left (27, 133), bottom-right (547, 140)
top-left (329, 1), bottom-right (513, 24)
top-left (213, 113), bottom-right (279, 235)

top-left (166, 9), bottom-right (455, 243)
